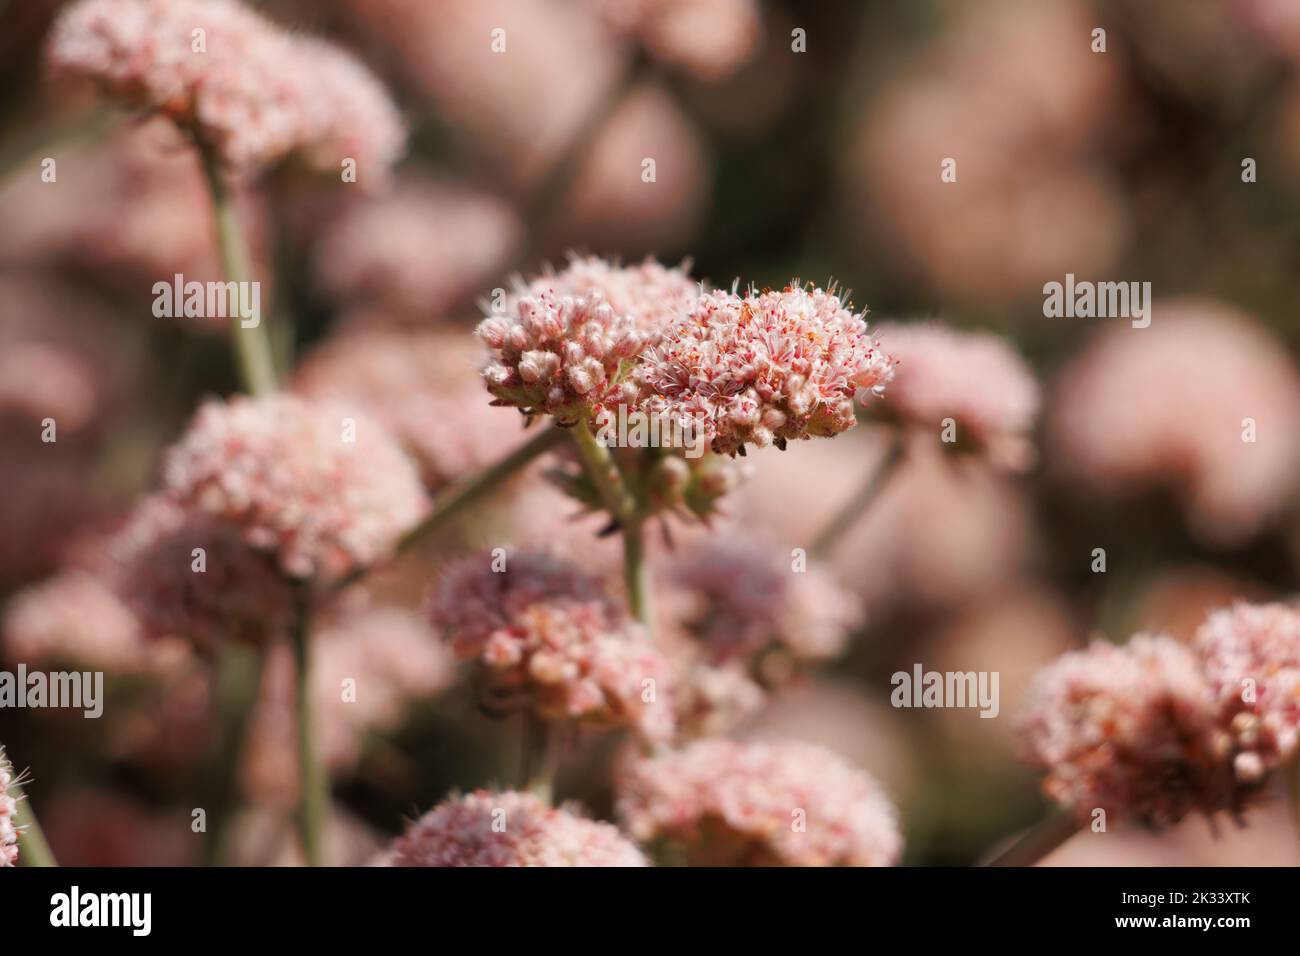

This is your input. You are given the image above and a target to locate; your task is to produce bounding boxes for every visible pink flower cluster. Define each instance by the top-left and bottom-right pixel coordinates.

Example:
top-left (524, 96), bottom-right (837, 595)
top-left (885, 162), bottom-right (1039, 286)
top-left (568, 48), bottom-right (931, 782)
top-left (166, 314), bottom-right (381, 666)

top-left (1196, 603), bottom-right (1300, 782)
top-left (48, 0), bottom-right (405, 175)
top-left (108, 495), bottom-right (295, 650)
top-left (637, 286), bottom-right (895, 455)
top-left (1021, 635), bottom-right (1234, 827)
top-left (1023, 603), bottom-right (1300, 827)
top-left (873, 322), bottom-right (1040, 471)
top-left (617, 739), bottom-right (902, 866)
top-left (163, 395), bottom-right (428, 581)
top-left (428, 551), bottom-right (674, 741)
top-left (0, 748), bottom-right (19, 867)
top-left (477, 289), bottom-right (648, 425)
top-left (2, 569), bottom-right (150, 672)
top-left (1049, 301), bottom-right (1300, 545)
top-left (392, 790), bottom-right (646, 866)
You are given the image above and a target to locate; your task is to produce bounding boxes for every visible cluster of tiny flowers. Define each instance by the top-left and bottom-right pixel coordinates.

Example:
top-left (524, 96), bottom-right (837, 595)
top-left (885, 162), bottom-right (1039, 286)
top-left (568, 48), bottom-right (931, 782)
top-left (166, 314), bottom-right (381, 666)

top-left (48, 0), bottom-right (404, 174)
top-left (428, 551), bottom-right (674, 741)
top-left (528, 255), bottom-right (700, 339)
top-left (637, 285), bottom-right (895, 456)
top-left (162, 395), bottom-right (428, 581)
top-left (670, 535), bottom-right (860, 674)
top-left (872, 322), bottom-right (1040, 471)
top-left (2, 569), bottom-right (149, 672)
top-left (108, 495), bottom-right (295, 650)
top-left (1020, 635), bottom-right (1236, 827)
top-left (477, 288), bottom-right (647, 425)
top-left (617, 739), bottom-right (902, 866)
top-left (1196, 603), bottom-right (1300, 782)
top-left (392, 790), bottom-right (646, 867)
top-left (0, 747), bottom-right (19, 867)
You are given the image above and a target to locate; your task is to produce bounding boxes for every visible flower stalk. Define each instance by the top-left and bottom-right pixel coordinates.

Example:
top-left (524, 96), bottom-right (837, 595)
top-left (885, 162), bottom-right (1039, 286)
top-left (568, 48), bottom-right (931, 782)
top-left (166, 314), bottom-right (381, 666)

top-left (292, 586), bottom-right (328, 866)
top-left (8, 770), bottom-right (58, 868)
top-left (810, 433), bottom-right (903, 558)
top-left (569, 419), bottom-right (653, 630)
top-left (200, 148), bottom-right (278, 397)
top-left (200, 642), bottom-right (266, 866)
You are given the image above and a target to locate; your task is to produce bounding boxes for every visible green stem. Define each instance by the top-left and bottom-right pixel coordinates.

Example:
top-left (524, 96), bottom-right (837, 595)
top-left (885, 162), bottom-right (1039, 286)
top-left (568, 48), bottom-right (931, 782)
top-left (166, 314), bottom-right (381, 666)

top-left (979, 812), bottom-right (1080, 867)
top-left (7, 769), bottom-right (57, 867)
top-left (200, 642), bottom-right (266, 867)
top-left (200, 148), bottom-right (277, 396)
top-left (809, 433), bottom-right (904, 559)
top-left (568, 420), bottom-right (654, 630)
top-left (331, 423), bottom-right (565, 594)
top-left (292, 588), bottom-right (328, 867)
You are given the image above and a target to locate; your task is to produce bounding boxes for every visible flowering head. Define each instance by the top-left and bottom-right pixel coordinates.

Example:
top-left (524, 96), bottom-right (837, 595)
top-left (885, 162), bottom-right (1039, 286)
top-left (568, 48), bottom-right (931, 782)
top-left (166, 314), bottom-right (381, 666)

top-left (872, 322), bottom-right (1039, 471)
top-left (428, 551), bottom-right (674, 741)
top-left (392, 789), bottom-right (646, 866)
top-left (162, 395), bottom-right (428, 581)
top-left (637, 284), bottom-right (895, 456)
top-left (617, 739), bottom-right (902, 866)
top-left (1020, 635), bottom-right (1238, 827)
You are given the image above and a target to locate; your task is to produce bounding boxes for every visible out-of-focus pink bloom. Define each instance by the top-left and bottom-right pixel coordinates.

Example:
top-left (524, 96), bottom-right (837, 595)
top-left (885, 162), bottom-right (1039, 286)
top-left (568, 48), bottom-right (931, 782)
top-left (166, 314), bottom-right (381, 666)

top-left (163, 395), bottom-right (428, 580)
top-left (1, 568), bottom-right (178, 674)
top-left (292, 37), bottom-right (406, 184)
top-left (589, 0), bottom-right (761, 81)
top-left (49, 0), bottom-right (307, 169)
top-left (313, 180), bottom-right (519, 319)
top-left (0, 747), bottom-right (19, 867)
top-left (336, 0), bottom-right (623, 189)
top-left (0, 121), bottom-right (270, 308)
top-left (293, 329), bottom-right (529, 489)
top-left (428, 551), bottom-right (674, 741)
top-left (668, 534), bottom-right (860, 676)
top-left (392, 790), bottom-right (646, 867)
top-left (553, 82), bottom-right (709, 252)
top-left (668, 658), bottom-right (766, 740)
top-left (637, 285), bottom-right (895, 456)
top-left (1049, 301), bottom-right (1300, 546)
top-left (738, 433), bottom-right (1031, 610)
top-left (845, 0), bottom-right (1124, 303)
top-left (617, 738), bottom-right (902, 866)
top-left (0, 343), bottom-right (97, 435)
top-left (1196, 603), bottom-right (1300, 783)
top-left (49, 0), bottom-right (404, 175)
top-left (873, 322), bottom-right (1039, 471)
top-left (1020, 635), bottom-right (1237, 827)
top-left (107, 495), bottom-right (295, 651)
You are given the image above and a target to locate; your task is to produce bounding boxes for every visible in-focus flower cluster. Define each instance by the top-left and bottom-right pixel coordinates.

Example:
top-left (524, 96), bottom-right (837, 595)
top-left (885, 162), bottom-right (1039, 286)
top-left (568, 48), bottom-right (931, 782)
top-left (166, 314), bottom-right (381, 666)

top-left (1022, 603), bottom-right (1300, 828)
top-left (477, 289), bottom-right (648, 425)
top-left (428, 551), bottom-right (674, 741)
top-left (48, 0), bottom-right (405, 176)
top-left (617, 739), bottom-right (902, 866)
top-left (873, 322), bottom-right (1039, 471)
top-left (0, 747), bottom-right (19, 867)
top-left (637, 285), bottom-right (896, 456)
top-left (392, 789), bottom-right (646, 867)
top-left (163, 395), bottom-right (428, 582)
